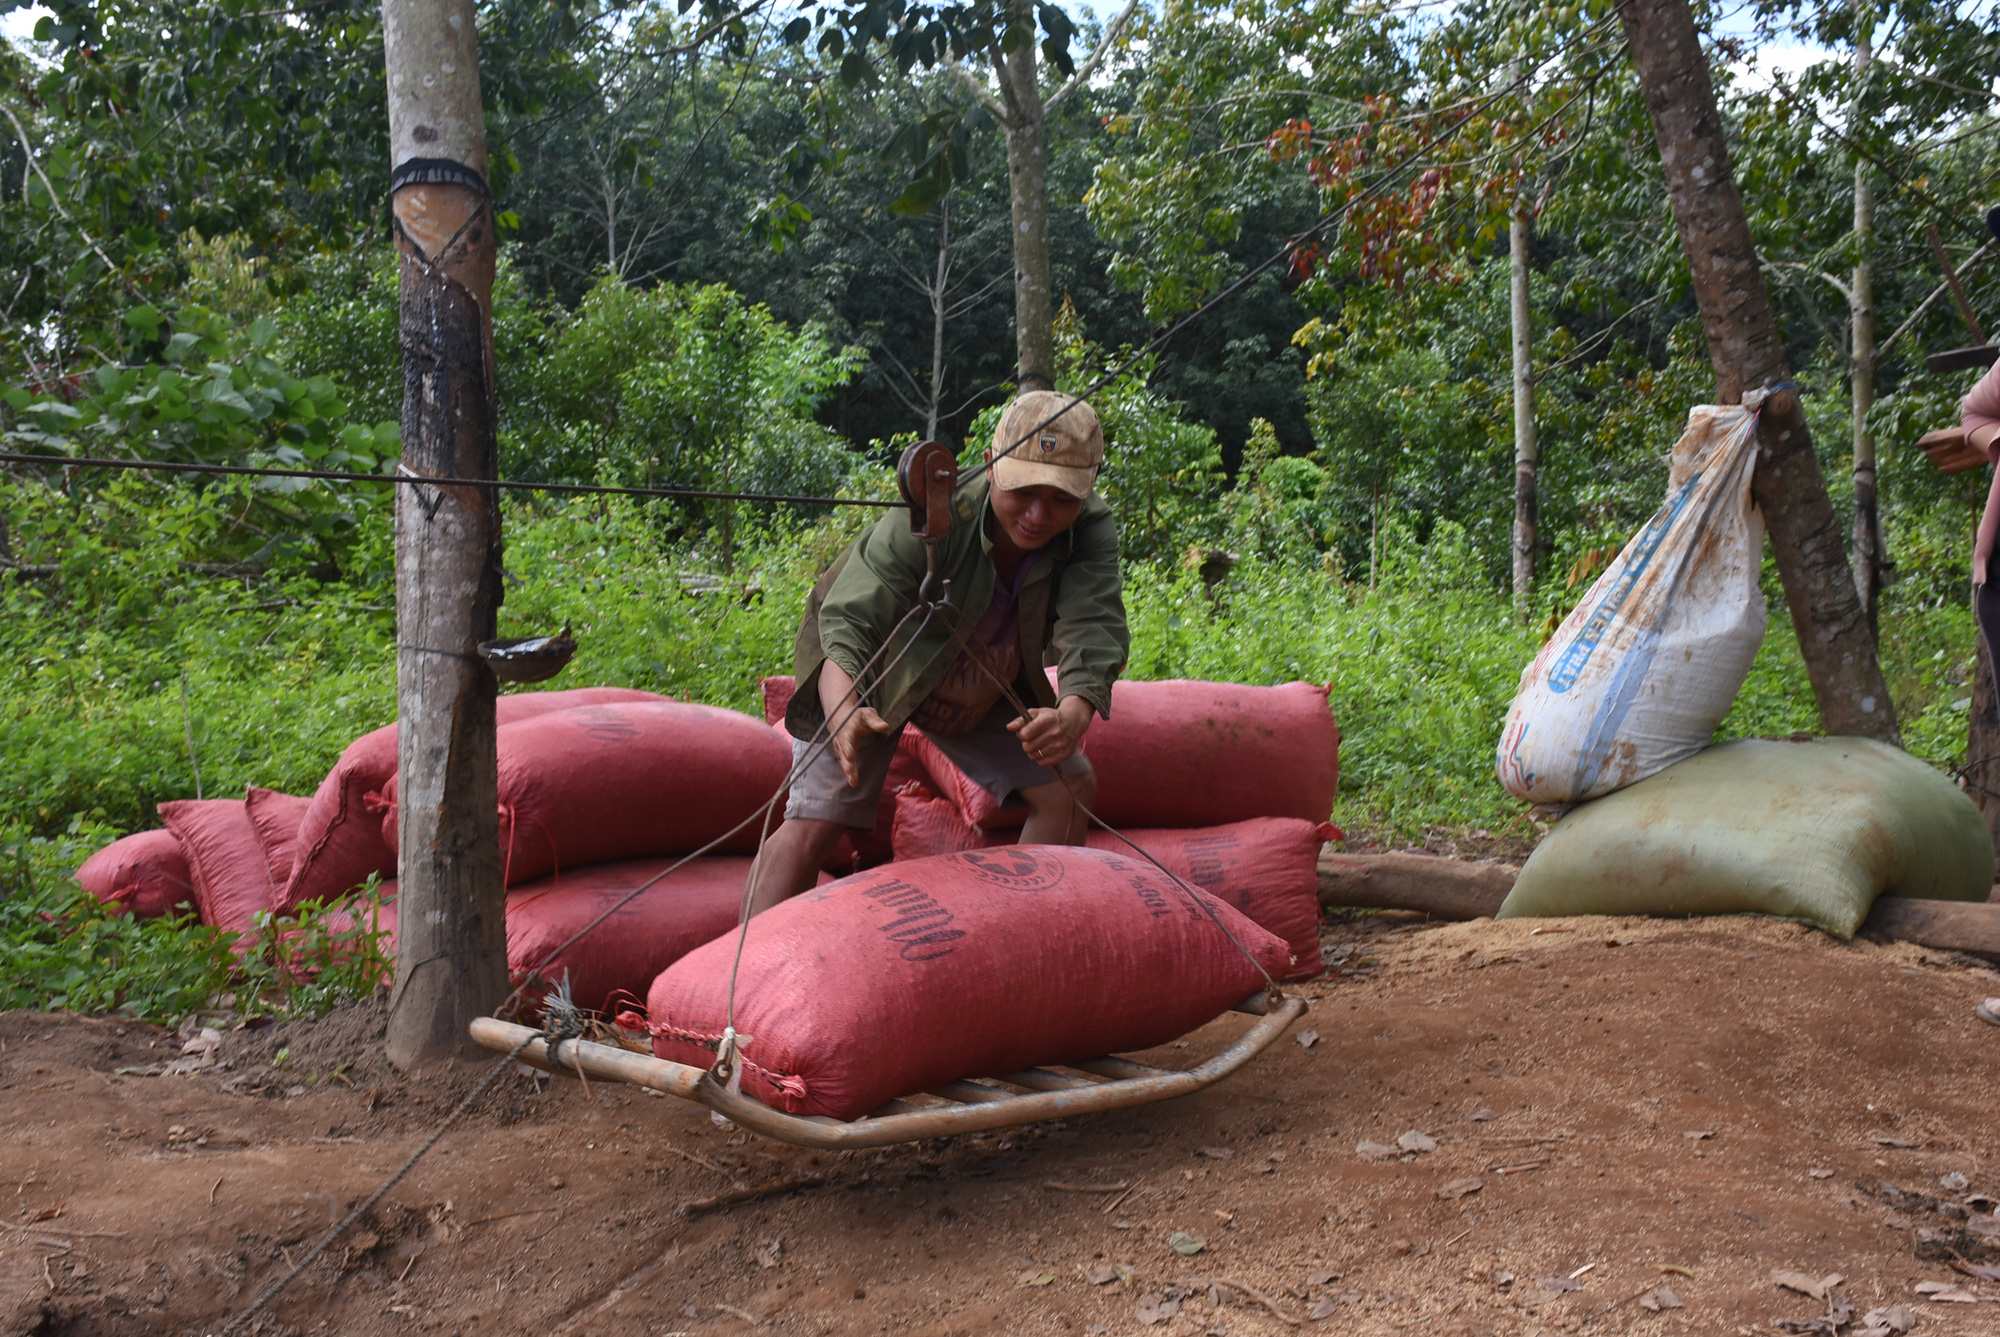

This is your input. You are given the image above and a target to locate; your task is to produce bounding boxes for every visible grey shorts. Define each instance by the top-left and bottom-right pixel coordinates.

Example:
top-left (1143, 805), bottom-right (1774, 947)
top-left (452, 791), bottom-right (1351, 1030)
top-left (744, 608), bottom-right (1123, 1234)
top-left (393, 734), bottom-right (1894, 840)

top-left (784, 698), bottom-right (1091, 830)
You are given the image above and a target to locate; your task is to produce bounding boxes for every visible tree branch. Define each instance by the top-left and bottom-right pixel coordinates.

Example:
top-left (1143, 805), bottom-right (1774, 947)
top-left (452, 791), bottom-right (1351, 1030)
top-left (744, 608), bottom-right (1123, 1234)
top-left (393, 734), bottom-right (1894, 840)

top-left (1764, 260), bottom-right (1854, 305)
top-left (1, 105), bottom-right (120, 278)
top-left (944, 56), bottom-right (1011, 123)
top-left (1881, 241), bottom-right (1994, 356)
top-left (1046, 0), bottom-right (1142, 113)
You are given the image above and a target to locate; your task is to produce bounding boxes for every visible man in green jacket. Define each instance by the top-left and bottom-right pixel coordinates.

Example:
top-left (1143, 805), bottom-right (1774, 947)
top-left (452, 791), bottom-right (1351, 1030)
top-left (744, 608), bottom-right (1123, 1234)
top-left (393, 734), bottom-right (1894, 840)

top-left (752, 392), bottom-right (1129, 913)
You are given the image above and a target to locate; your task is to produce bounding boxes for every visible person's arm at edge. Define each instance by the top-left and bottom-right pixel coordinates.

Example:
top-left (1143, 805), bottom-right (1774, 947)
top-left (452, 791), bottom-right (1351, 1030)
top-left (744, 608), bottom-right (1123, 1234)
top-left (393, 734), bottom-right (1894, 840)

top-left (1963, 361), bottom-right (2000, 584)
top-left (1962, 358), bottom-right (2000, 461)
top-left (816, 511), bottom-right (929, 691)
top-left (1046, 502), bottom-right (1129, 722)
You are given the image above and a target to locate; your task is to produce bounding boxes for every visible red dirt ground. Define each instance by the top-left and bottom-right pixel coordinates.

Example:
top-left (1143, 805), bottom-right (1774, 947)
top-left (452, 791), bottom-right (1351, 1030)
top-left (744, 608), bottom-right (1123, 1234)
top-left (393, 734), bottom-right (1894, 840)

top-left (4, 908), bottom-right (1999, 1337)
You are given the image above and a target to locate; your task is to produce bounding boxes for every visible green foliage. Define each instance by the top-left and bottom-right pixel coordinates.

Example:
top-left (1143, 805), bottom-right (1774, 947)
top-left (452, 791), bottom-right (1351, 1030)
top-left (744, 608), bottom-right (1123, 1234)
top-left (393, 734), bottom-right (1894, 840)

top-left (0, 468), bottom-right (397, 833)
top-left (1124, 521), bottom-right (1536, 838)
top-left (509, 277), bottom-right (865, 562)
top-left (0, 821), bottom-right (237, 1019)
top-left (238, 884), bottom-right (395, 1020)
top-left (3, 302), bottom-right (397, 476)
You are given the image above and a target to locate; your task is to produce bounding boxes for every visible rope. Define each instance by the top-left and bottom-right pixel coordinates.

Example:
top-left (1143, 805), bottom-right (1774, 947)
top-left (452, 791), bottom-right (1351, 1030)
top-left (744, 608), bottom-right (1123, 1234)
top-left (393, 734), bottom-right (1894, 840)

top-left (218, 1027), bottom-right (545, 1334)
top-left (927, 609), bottom-right (1282, 995)
top-left (500, 593), bottom-right (944, 1025)
top-left (720, 595), bottom-right (945, 1051)
top-left (0, 452), bottom-right (900, 509)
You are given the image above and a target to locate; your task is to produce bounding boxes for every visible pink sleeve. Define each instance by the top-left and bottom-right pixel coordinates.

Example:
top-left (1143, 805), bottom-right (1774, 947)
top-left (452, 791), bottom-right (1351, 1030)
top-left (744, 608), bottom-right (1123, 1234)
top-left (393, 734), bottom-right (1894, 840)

top-left (1960, 358), bottom-right (2000, 446)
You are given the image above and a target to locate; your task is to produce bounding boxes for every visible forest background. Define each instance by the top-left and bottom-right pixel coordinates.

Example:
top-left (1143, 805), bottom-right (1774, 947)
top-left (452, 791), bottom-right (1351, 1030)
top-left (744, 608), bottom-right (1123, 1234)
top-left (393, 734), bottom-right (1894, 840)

top-left (2, 0), bottom-right (1998, 1012)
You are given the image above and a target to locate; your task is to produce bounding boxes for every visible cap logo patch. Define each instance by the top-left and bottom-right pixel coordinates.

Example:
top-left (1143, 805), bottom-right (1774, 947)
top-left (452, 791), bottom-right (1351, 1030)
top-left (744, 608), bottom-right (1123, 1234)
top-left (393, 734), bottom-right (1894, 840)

top-left (1039, 433), bottom-right (1059, 453)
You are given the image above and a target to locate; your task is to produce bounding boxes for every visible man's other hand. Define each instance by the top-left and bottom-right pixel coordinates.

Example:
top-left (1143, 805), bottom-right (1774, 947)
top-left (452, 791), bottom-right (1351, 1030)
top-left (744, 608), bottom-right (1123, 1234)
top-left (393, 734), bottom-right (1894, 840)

top-left (1009, 696), bottom-right (1094, 768)
top-left (830, 704), bottom-right (892, 788)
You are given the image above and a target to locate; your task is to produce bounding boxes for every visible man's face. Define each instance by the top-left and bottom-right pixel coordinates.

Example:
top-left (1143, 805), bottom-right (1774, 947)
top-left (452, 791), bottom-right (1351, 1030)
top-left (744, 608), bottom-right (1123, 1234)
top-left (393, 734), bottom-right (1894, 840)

top-left (988, 481), bottom-right (1084, 552)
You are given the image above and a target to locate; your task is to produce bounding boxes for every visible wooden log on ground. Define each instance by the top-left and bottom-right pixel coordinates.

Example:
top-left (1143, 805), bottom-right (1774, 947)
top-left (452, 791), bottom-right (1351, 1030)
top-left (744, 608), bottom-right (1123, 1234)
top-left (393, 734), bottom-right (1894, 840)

top-left (1863, 897), bottom-right (2000, 959)
top-left (1317, 853), bottom-right (1516, 920)
top-left (1317, 853), bottom-right (2000, 958)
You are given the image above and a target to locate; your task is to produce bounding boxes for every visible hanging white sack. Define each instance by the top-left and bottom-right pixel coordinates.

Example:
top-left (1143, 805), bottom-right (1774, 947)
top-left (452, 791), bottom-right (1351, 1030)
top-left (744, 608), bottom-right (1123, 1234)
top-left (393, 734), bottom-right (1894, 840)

top-left (1496, 403), bottom-right (1766, 804)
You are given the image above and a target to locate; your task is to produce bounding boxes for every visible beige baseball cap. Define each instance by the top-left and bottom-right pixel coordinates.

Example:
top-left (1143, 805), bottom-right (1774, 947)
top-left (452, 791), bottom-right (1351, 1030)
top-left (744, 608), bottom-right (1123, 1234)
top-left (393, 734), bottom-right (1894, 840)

top-left (988, 391), bottom-right (1103, 499)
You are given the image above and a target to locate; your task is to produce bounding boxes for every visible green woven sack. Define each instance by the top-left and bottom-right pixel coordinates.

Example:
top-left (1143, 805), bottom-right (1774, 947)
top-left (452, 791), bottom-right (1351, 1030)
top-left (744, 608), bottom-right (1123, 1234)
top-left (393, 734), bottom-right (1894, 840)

top-left (1497, 737), bottom-right (1994, 938)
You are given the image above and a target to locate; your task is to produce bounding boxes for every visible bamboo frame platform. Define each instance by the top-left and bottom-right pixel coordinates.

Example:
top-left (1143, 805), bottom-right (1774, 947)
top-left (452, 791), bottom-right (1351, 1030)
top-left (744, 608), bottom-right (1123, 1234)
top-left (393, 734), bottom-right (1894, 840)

top-left (469, 992), bottom-right (1308, 1149)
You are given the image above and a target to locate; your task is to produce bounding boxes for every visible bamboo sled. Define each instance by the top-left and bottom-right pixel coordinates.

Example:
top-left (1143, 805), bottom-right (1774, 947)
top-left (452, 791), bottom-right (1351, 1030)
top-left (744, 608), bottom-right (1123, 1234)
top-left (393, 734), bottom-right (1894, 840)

top-left (470, 991), bottom-right (1308, 1150)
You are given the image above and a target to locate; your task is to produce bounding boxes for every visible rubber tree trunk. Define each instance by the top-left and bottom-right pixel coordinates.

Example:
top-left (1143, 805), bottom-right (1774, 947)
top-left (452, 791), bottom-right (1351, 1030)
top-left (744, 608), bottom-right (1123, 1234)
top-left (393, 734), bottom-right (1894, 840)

top-left (1620, 0), bottom-right (1898, 742)
top-left (1850, 11), bottom-right (1881, 631)
top-left (995, 1), bottom-right (1054, 392)
top-left (381, 0), bottom-right (509, 1070)
top-left (1972, 632), bottom-right (2000, 850)
top-left (1510, 195), bottom-right (1537, 613)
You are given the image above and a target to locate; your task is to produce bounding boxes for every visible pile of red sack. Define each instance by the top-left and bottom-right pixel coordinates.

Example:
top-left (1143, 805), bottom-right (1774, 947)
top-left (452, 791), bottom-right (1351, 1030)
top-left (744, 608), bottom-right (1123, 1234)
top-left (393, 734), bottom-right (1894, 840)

top-left (74, 675), bottom-right (1340, 1022)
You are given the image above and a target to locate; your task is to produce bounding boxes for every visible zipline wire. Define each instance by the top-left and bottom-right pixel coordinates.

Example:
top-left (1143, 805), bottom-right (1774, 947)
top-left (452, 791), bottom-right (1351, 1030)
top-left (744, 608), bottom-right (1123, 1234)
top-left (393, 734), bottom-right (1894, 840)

top-left (6, 14), bottom-right (1628, 517)
top-left (0, 451), bottom-right (901, 508)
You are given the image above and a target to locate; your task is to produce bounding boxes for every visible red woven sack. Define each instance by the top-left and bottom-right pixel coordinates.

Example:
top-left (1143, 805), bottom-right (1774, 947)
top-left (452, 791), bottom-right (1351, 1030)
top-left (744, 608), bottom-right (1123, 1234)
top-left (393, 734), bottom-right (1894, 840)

top-left (890, 782), bottom-right (991, 859)
top-left (913, 678), bottom-right (1341, 831)
top-left (330, 859), bottom-right (799, 1012)
top-left (890, 790), bottom-right (1326, 980)
top-left (74, 829), bottom-right (195, 919)
top-left (642, 846), bottom-right (1290, 1121)
top-left (509, 857), bottom-right (830, 1016)
top-left (280, 686), bottom-right (666, 912)
top-left (759, 675), bottom-right (796, 725)
top-left (245, 787), bottom-right (312, 890)
top-left (159, 796), bottom-right (280, 936)
top-left (382, 701), bottom-right (791, 884)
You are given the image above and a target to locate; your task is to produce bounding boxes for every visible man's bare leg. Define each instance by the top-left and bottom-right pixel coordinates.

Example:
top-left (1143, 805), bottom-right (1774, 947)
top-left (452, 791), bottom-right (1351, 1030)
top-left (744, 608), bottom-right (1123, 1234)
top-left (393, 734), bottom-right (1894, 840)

top-left (749, 817), bottom-right (849, 916)
top-left (1018, 769), bottom-right (1096, 846)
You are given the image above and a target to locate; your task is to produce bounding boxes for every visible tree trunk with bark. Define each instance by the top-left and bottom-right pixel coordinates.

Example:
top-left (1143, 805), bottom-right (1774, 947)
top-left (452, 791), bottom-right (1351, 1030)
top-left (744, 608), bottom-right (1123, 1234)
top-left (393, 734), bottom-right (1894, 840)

top-left (1510, 193), bottom-right (1537, 613)
top-left (1851, 164), bottom-right (1881, 629)
top-left (381, 0), bottom-right (510, 1069)
top-left (1620, 0), bottom-right (1898, 742)
top-left (994, 7), bottom-right (1053, 392)
top-left (1849, 11), bottom-right (1882, 631)
top-left (1971, 632), bottom-right (2000, 850)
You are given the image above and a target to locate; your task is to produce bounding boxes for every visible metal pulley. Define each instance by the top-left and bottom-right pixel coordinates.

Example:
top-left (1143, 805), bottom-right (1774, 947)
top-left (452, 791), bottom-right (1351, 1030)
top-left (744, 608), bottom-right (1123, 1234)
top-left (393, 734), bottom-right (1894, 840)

top-left (896, 440), bottom-right (958, 606)
top-left (897, 439), bottom-right (958, 541)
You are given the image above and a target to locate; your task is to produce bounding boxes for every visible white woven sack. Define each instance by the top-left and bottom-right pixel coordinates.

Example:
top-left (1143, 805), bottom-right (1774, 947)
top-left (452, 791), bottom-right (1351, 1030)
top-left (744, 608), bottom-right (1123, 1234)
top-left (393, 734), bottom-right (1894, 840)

top-left (1496, 404), bottom-right (1766, 803)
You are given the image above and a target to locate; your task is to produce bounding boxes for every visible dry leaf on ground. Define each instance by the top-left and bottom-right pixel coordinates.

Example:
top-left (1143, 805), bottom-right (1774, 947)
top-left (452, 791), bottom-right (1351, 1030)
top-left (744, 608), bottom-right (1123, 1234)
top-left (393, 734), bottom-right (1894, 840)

top-left (1772, 1269), bottom-right (1843, 1302)
top-left (1436, 1177), bottom-right (1483, 1200)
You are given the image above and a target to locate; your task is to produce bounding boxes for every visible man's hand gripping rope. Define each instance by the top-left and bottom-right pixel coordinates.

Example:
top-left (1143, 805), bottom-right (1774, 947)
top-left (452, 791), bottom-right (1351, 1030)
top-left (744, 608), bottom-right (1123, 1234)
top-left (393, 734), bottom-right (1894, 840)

top-left (932, 614), bottom-right (1285, 1005)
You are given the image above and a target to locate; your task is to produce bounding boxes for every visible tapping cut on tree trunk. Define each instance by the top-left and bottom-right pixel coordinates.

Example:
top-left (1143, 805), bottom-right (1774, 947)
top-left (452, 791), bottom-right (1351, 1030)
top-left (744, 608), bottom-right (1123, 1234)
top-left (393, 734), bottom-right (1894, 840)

top-left (381, 0), bottom-right (510, 1069)
top-left (1619, 0), bottom-right (1898, 743)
